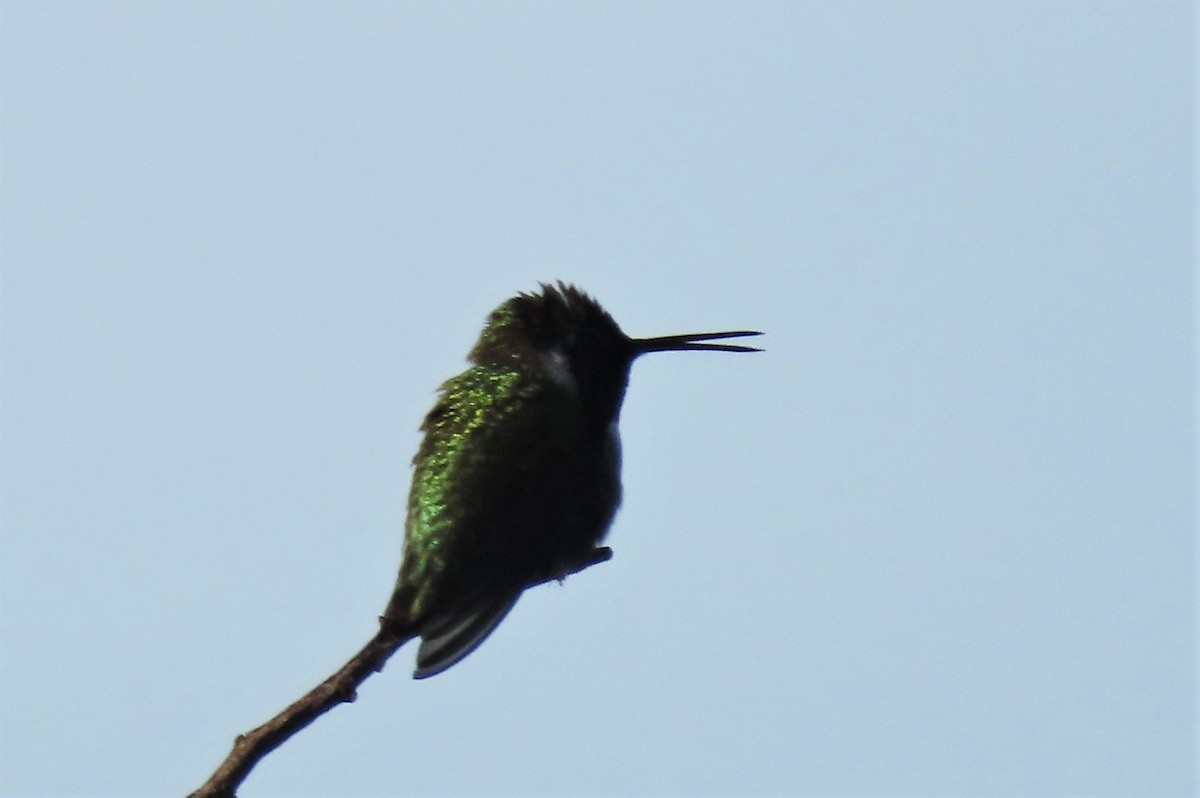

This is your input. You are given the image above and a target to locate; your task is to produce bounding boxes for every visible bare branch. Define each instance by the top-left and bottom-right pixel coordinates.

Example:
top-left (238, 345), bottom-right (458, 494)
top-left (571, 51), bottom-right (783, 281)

top-left (187, 626), bottom-right (412, 798)
top-left (186, 548), bottom-right (611, 796)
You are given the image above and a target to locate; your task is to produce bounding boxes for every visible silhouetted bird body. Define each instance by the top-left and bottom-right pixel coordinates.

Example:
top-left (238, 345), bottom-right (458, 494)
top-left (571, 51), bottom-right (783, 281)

top-left (382, 283), bottom-right (760, 678)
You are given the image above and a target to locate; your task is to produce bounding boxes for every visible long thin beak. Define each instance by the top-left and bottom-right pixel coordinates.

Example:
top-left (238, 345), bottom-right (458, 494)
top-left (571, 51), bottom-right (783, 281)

top-left (632, 330), bottom-right (763, 355)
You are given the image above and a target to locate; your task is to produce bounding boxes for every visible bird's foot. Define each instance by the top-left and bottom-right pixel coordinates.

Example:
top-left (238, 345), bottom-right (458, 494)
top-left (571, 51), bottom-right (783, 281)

top-left (530, 546), bottom-right (613, 589)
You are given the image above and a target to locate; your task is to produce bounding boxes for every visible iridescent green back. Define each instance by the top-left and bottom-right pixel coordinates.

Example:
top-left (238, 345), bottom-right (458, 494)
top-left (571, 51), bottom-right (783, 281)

top-left (384, 362), bottom-right (579, 626)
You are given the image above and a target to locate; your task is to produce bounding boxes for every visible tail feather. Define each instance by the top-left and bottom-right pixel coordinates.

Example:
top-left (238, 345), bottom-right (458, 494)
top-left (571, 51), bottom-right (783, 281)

top-left (413, 592), bottom-right (522, 679)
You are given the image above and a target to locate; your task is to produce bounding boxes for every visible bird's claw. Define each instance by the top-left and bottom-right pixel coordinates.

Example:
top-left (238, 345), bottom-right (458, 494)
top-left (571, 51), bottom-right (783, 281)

top-left (534, 546), bottom-right (613, 588)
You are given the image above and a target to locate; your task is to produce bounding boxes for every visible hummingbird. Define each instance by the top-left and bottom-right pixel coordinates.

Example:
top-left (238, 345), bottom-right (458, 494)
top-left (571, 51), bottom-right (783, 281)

top-left (381, 282), bottom-right (761, 678)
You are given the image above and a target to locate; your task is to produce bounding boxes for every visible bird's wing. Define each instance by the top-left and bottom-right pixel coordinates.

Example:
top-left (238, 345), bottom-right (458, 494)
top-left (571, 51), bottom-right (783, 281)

top-left (386, 365), bottom-right (580, 673)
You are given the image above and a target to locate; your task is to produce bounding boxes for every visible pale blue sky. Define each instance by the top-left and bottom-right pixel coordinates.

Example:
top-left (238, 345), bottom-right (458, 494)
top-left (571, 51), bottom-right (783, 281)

top-left (1, 2), bottom-right (1193, 796)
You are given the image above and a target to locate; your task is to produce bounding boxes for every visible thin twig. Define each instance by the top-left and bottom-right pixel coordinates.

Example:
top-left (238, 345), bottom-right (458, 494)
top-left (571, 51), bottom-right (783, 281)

top-left (187, 626), bottom-right (412, 798)
top-left (187, 547), bottom-right (611, 797)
